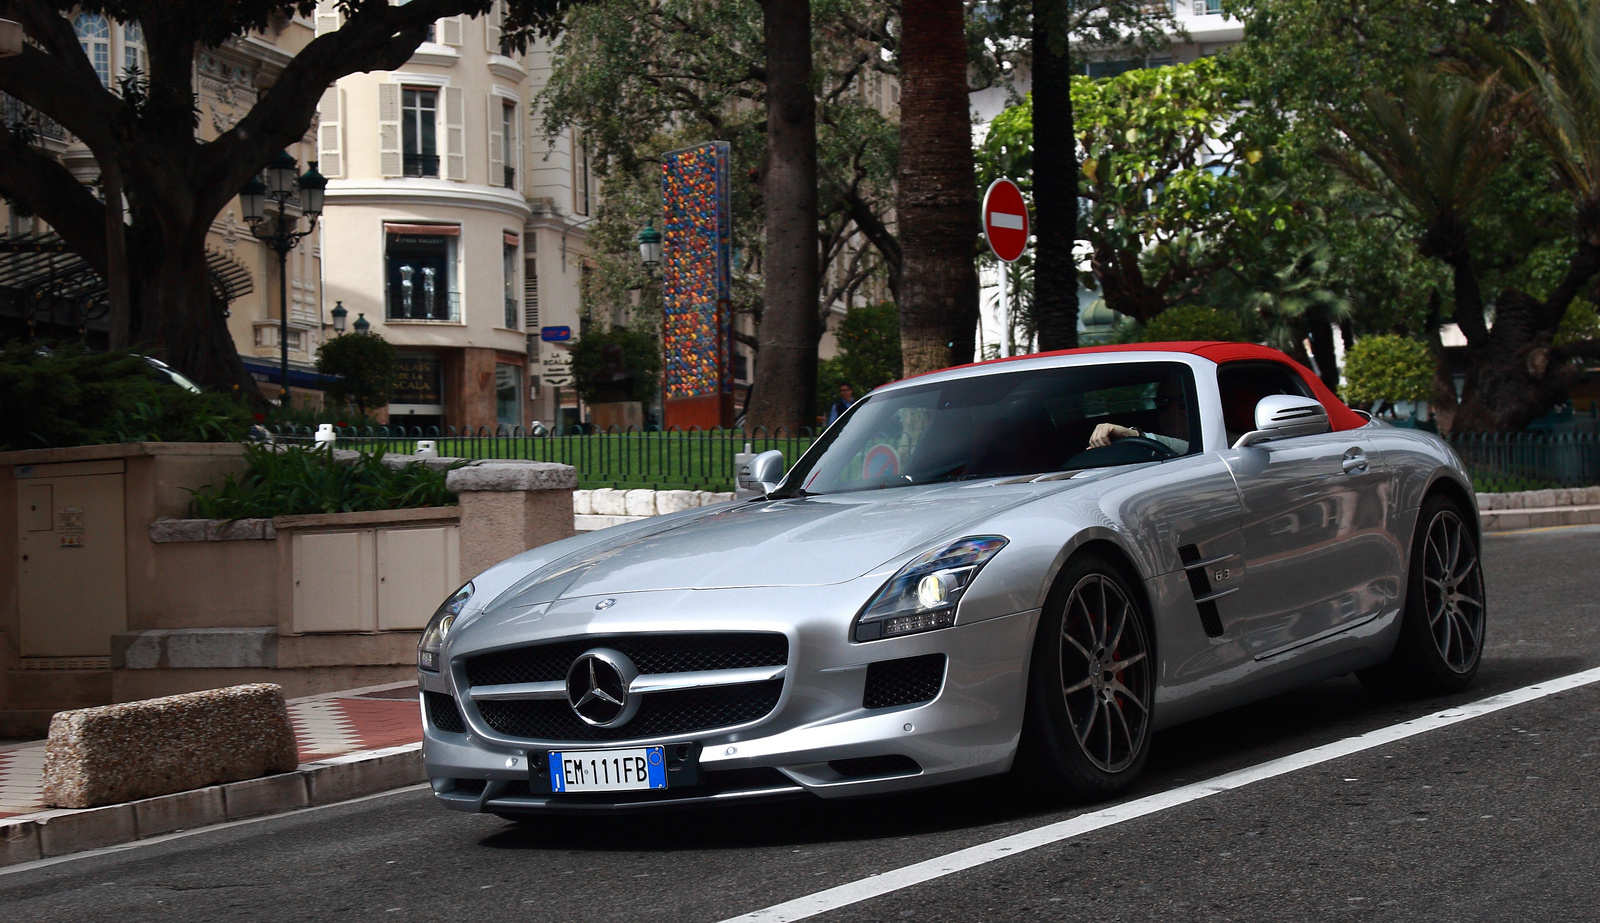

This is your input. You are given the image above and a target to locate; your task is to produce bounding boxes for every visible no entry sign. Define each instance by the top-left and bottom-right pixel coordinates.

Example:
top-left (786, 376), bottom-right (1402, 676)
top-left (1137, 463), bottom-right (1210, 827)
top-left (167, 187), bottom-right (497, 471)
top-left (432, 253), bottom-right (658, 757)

top-left (982, 178), bottom-right (1030, 263)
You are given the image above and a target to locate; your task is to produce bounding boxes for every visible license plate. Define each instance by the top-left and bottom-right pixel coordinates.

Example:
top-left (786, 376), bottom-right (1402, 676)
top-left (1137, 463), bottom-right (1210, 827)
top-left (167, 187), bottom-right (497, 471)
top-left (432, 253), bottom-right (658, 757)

top-left (548, 746), bottom-right (668, 793)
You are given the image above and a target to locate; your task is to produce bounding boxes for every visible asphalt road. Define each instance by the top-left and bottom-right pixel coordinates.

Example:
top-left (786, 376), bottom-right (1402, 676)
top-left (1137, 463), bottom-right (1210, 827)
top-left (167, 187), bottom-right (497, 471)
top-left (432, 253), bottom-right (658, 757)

top-left (4, 524), bottom-right (1598, 922)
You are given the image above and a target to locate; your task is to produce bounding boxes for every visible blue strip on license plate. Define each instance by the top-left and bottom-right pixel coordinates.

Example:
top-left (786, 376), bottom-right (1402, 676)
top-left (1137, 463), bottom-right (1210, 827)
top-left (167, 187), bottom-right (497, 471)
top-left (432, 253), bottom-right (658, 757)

top-left (549, 746), bottom-right (667, 793)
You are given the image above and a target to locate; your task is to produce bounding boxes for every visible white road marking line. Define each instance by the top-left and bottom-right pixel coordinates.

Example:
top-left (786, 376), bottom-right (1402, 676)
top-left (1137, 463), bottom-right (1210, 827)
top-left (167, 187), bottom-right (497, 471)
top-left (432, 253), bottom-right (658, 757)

top-left (988, 212), bottom-right (1025, 230)
top-left (721, 665), bottom-right (1600, 923)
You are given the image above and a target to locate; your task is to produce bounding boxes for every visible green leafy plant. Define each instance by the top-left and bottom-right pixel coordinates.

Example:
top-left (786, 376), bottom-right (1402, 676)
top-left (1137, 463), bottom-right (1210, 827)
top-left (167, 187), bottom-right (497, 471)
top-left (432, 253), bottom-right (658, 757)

top-left (817, 301), bottom-right (903, 414)
top-left (1342, 335), bottom-right (1437, 409)
top-left (0, 341), bottom-right (251, 450)
top-left (190, 444), bottom-right (458, 520)
top-left (317, 331), bottom-right (399, 416)
top-left (1129, 304), bottom-right (1247, 344)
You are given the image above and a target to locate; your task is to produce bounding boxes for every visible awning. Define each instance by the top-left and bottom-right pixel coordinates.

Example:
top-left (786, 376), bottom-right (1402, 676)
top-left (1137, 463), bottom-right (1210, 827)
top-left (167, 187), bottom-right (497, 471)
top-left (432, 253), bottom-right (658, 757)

top-left (0, 232), bottom-right (256, 306)
top-left (385, 223), bottom-right (460, 236)
top-left (240, 357), bottom-right (340, 391)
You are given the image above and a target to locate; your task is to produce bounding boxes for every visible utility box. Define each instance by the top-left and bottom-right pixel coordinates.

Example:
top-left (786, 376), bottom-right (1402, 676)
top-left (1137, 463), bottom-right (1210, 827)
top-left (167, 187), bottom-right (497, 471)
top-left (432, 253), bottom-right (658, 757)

top-left (15, 459), bottom-right (128, 662)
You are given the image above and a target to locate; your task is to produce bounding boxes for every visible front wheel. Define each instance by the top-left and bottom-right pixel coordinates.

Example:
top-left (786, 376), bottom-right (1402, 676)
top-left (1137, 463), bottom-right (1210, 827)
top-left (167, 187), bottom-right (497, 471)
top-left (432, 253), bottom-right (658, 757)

top-left (1019, 553), bottom-right (1155, 799)
top-left (1359, 494), bottom-right (1486, 696)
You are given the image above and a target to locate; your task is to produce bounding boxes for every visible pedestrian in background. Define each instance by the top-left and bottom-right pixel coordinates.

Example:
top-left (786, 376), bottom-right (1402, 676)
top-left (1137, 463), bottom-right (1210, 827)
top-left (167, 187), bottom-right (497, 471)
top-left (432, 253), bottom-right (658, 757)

top-left (827, 383), bottom-right (856, 425)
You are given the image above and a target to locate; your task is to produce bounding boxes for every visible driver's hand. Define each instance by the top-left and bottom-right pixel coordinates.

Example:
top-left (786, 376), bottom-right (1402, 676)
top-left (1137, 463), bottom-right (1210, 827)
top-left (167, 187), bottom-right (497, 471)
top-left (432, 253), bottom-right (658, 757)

top-left (1088, 423), bottom-right (1138, 448)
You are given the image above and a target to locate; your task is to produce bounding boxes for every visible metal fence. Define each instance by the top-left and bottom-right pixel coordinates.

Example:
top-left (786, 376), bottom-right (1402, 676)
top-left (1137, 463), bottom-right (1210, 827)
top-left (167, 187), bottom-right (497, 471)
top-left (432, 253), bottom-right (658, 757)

top-left (1445, 432), bottom-right (1600, 488)
top-left (268, 424), bottom-right (818, 492)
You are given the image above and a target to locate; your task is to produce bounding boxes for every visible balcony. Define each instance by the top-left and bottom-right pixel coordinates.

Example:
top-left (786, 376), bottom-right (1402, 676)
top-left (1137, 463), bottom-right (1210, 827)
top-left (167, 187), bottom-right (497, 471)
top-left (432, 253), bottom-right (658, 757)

top-left (1, 92), bottom-right (66, 143)
top-left (403, 153), bottom-right (440, 178)
top-left (386, 288), bottom-right (461, 323)
top-left (504, 297), bottom-right (518, 329)
top-left (502, 165), bottom-right (516, 189)
top-left (1189, 0), bottom-right (1223, 13)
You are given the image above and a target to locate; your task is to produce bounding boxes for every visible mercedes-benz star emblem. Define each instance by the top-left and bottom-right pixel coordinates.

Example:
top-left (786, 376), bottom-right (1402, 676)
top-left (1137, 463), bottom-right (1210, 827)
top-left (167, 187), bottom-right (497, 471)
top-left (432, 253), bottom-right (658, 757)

top-left (595, 598), bottom-right (615, 610)
top-left (566, 648), bottom-right (640, 727)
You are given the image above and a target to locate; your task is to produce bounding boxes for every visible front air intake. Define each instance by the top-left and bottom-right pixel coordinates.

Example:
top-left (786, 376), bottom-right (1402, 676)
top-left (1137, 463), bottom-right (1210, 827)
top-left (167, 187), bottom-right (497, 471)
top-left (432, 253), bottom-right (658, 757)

top-left (425, 691), bottom-right (466, 733)
top-left (863, 654), bottom-right (946, 709)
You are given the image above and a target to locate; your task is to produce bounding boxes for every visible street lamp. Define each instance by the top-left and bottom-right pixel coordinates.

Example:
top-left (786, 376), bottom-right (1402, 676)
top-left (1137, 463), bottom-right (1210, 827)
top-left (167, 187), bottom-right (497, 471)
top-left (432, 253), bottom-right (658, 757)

top-left (353, 312), bottom-right (370, 334)
top-left (330, 300), bottom-right (347, 334)
top-left (637, 221), bottom-right (662, 275)
top-left (241, 153), bottom-right (327, 406)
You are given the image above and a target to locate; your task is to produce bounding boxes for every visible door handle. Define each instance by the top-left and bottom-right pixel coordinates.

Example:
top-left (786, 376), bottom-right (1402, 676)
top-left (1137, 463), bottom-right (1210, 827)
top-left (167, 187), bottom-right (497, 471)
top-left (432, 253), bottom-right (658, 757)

top-left (1341, 448), bottom-right (1369, 475)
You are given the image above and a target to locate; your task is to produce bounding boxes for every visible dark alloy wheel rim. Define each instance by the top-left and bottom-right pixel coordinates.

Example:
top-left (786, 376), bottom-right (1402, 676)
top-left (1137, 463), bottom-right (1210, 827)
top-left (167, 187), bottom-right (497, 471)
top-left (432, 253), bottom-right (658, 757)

top-left (1060, 573), bottom-right (1152, 773)
top-left (1422, 509), bottom-right (1486, 673)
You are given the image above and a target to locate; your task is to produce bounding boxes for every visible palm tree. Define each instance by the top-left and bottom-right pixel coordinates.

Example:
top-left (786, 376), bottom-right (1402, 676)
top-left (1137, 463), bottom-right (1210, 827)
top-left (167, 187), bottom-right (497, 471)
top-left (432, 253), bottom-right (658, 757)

top-left (1239, 245), bottom-right (1352, 388)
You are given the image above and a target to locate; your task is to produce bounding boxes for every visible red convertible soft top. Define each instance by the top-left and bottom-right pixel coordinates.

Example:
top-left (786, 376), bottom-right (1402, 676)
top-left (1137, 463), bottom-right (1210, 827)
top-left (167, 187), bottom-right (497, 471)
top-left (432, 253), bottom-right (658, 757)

top-left (919, 341), bottom-right (1367, 432)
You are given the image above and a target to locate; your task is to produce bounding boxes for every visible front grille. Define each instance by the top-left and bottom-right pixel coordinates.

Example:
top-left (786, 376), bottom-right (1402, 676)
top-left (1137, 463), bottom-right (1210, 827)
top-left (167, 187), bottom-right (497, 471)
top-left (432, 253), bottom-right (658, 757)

top-left (464, 632), bottom-right (789, 686)
top-left (476, 679), bottom-right (783, 742)
top-left (863, 654), bottom-right (947, 709)
top-left (425, 691), bottom-right (466, 733)
top-left (450, 778), bottom-right (487, 795)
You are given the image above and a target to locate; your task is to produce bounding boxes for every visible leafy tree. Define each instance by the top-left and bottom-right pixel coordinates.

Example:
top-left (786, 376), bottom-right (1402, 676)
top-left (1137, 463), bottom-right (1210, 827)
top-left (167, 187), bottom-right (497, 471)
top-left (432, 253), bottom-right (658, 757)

top-left (1342, 334), bottom-right (1437, 411)
top-left (0, 1), bottom-right (565, 398)
top-left (567, 324), bottom-right (662, 406)
top-left (316, 330), bottom-right (399, 417)
top-left (978, 59), bottom-right (1298, 326)
top-left (539, 0), bottom-right (899, 430)
top-left (966, 0), bottom-right (1179, 350)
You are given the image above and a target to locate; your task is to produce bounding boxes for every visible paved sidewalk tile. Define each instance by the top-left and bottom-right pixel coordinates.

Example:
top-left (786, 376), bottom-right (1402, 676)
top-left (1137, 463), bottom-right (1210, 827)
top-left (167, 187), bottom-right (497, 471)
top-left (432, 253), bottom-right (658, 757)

top-left (0, 684), bottom-right (420, 820)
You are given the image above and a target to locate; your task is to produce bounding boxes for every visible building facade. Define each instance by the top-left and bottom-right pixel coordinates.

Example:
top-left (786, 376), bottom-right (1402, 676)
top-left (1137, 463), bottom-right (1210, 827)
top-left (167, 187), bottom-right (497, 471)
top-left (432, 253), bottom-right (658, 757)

top-left (313, 3), bottom-right (590, 431)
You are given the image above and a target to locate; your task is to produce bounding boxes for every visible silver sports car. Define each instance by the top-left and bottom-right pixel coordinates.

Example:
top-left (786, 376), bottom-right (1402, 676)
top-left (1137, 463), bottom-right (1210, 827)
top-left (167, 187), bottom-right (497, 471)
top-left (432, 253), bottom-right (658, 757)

top-left (418, 343), bottom-right (1485, 814)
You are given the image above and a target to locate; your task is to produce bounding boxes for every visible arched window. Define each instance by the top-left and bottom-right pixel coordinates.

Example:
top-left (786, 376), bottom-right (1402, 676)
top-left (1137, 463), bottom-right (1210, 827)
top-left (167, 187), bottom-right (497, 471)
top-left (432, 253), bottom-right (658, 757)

top-left (123, 22), bottom-right (145, 76)
top-left (73, 13), bottom-right (112, 87)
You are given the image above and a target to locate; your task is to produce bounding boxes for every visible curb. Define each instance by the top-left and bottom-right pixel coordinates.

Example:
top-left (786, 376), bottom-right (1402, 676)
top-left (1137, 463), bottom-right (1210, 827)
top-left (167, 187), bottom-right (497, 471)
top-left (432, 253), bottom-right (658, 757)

top-left (0, 743), bottom-right (422, 868)
top-left (1480, 503), bottom-right (1600, 532)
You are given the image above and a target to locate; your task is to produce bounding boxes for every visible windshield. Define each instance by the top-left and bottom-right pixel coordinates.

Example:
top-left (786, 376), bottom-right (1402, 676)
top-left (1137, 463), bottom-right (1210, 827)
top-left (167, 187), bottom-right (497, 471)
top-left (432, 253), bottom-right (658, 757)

top-left (782, 361), bottom-right (1200, 496)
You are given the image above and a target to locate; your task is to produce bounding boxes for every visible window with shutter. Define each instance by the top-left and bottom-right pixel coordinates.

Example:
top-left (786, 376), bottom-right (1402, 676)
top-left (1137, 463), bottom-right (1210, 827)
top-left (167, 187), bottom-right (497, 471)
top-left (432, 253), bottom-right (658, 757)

top-left (441, 15), bottom-right (464, 46)
top-left (445, 87), bottom-right (466, 181)
top-left (524, 256), bottom-right (539, 331)
top-left (319, 87), bottom-right (344, 178)
top-left (378, 83), bottom-right (403, 178)
top-left (314, 12), bottom-right (340, 35)
top-left (488, 96), bottom-right (504, 190)
top-left (486, 0), bottom-right (506, 54)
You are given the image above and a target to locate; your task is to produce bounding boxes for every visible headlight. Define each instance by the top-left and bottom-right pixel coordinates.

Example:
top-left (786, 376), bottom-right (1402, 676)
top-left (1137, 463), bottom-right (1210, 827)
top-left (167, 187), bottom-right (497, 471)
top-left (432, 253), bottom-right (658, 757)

top-left (418, 582), bottom-right (473, 671)
top-left (853, 537), bottom-right (1007, 641)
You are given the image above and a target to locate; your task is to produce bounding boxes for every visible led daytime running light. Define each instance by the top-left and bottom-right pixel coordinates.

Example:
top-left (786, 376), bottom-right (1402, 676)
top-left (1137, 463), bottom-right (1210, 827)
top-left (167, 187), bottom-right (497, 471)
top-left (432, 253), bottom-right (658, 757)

top-left (854, 536), bottom-right (1007, 641)
top-left (418, 581), bottom-right (474, 671)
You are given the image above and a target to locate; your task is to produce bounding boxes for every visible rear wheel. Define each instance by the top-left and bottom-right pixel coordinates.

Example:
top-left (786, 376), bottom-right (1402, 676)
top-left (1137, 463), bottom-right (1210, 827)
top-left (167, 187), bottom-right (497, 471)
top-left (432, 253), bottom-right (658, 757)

top-left (1020, 553), bottom-right (1155, 799)
top-left (1359, 494), bottom-right (1486, 696)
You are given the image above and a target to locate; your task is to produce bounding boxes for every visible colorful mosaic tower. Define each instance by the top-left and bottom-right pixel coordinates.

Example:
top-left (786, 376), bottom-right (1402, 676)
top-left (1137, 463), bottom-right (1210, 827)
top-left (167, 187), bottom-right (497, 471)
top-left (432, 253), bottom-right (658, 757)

top-left (660, 141), bottom-right (733, 430)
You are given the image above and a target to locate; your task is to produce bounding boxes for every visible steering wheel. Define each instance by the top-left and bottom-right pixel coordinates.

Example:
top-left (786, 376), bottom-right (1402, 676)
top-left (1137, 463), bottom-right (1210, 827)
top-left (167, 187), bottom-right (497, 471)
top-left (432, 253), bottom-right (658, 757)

top-left (1061, 436), bottom-right (1179, 469)
top-left (1109, 435), bottom-right (1180, 460)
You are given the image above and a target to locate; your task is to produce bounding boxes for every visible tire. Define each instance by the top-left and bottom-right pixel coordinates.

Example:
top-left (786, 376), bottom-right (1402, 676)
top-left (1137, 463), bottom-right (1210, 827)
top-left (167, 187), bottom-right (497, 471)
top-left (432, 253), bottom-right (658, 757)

top-left (1359, 493), bottom-right (1487, 696)
top-left (1019, 552), bottom-right (1156, 800)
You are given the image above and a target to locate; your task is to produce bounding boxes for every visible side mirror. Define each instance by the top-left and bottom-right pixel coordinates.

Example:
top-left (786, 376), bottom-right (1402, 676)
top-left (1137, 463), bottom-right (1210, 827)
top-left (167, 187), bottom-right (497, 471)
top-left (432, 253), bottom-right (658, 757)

top-left (1232, 394), bottom-right (1331, 448)
top-left (735, 449), bottom-right (785, 498)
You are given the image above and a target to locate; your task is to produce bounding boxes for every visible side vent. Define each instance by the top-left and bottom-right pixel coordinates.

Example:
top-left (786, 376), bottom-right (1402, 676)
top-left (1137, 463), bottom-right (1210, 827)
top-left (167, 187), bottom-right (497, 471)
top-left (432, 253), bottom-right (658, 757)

top-left (1178, 544), bottom-right (1237, 639)
top-left (425, 691), bottom-right (467, 733)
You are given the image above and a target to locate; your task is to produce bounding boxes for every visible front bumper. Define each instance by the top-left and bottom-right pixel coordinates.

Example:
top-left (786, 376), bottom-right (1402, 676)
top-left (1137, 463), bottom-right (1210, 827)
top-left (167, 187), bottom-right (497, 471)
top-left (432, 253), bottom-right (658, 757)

top-left (419, 602), bottom-right (1037, 813)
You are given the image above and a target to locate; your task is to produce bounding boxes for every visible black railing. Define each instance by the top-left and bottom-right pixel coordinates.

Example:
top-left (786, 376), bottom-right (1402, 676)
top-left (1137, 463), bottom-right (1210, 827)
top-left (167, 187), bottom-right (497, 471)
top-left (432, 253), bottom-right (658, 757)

top-left (503, 165), bottom-right (516, 189)
top-left (1, 92), bottom-right (66, 142)
top-left (268, 425), bottom-right (817, 492)
top-left (1445, 432), bottom-right (1600, 489)
top-left (403, 153), bottom-right (440, 178)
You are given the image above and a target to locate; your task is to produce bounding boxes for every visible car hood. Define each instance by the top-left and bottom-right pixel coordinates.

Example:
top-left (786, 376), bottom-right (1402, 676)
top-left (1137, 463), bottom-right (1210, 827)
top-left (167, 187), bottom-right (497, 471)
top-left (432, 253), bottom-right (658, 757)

top-left (485, 481), bottom-right (1067, 607)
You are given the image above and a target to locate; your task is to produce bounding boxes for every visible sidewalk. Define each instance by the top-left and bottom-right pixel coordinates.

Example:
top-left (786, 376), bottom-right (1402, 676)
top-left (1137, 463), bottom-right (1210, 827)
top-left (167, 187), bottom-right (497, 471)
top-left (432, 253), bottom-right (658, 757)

top-left (1, 681), bottom-right (426, 866)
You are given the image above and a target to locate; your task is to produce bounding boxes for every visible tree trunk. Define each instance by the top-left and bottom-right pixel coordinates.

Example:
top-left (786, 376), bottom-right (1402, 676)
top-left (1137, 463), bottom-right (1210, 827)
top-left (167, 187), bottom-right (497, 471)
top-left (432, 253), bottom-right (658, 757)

top-left (127, 215), bottom-right (258, 400)
top-left (745, 0), bottom-right (820, 435)
top-left (896, 0), bottom-right (981, 376)
top-left (1031, 0), bottom-right (1078, 352)
top-left (1449, 289), bottom-right (1570, 432)
top-left (1306, 309), bottom-right (1340, 392)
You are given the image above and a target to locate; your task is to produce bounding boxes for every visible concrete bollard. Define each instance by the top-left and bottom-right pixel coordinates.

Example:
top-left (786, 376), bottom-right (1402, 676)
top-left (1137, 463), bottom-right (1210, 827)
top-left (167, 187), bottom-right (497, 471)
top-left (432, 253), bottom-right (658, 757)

top-left (447, 460), bottom-right (578, 578)
top-left (41, 683), bottom-right (298, 809)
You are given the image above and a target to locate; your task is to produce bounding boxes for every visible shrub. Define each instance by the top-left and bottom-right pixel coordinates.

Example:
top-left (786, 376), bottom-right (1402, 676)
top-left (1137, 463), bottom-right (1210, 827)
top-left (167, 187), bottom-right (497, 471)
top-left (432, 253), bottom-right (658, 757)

top-left (1137, 305), bottom-right (1246, 343)
top-left (317, 331), bottom-right (399, 416)
top-left (0, 341), bottom-right (251, 450)
top-left (1343, 335), bottom-right (1435, 408)
top-left (190, 444), bottom-right (459, 519)
top-left (569, 324), bottom-right (662, 406)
